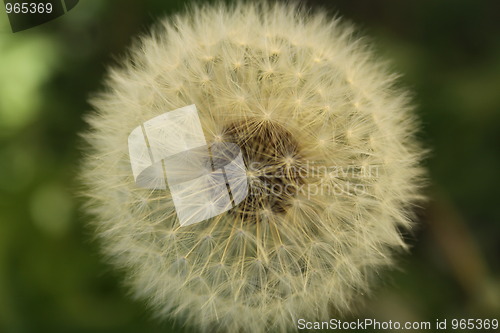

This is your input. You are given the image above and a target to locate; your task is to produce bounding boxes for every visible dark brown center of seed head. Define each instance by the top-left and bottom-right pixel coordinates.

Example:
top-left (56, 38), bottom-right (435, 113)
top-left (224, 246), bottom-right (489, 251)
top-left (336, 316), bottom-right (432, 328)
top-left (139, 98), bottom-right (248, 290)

top-left (221, 118), bottom-right (305, 221)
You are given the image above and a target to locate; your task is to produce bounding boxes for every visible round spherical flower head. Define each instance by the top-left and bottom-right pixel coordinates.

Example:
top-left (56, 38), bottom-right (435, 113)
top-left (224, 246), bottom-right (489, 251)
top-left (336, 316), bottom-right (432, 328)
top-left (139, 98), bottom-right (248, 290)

top-left (81, 2), bottom-right (425, 332)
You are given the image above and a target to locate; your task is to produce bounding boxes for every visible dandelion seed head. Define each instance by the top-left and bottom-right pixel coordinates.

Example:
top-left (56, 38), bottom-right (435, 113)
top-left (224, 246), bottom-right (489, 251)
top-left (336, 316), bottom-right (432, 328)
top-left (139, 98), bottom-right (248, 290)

top-left (81, 2), bottom-right (425, 332)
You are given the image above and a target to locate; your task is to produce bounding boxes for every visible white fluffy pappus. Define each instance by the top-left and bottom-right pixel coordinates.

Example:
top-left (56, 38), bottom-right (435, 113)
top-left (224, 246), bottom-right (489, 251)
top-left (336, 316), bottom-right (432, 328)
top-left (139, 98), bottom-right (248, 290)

top-left (81, 2), bottom-right (426, 332)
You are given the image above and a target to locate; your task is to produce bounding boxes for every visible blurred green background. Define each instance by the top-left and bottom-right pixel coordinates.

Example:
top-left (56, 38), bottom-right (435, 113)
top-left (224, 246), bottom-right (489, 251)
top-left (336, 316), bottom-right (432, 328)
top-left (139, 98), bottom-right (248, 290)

top-left (0, 0), bottom-right (499, 332)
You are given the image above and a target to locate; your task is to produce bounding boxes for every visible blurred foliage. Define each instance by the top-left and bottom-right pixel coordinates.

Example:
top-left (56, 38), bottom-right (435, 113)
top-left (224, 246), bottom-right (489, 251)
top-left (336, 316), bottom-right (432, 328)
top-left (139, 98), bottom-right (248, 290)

top-left (0, 0), bottom-right (499, 332)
